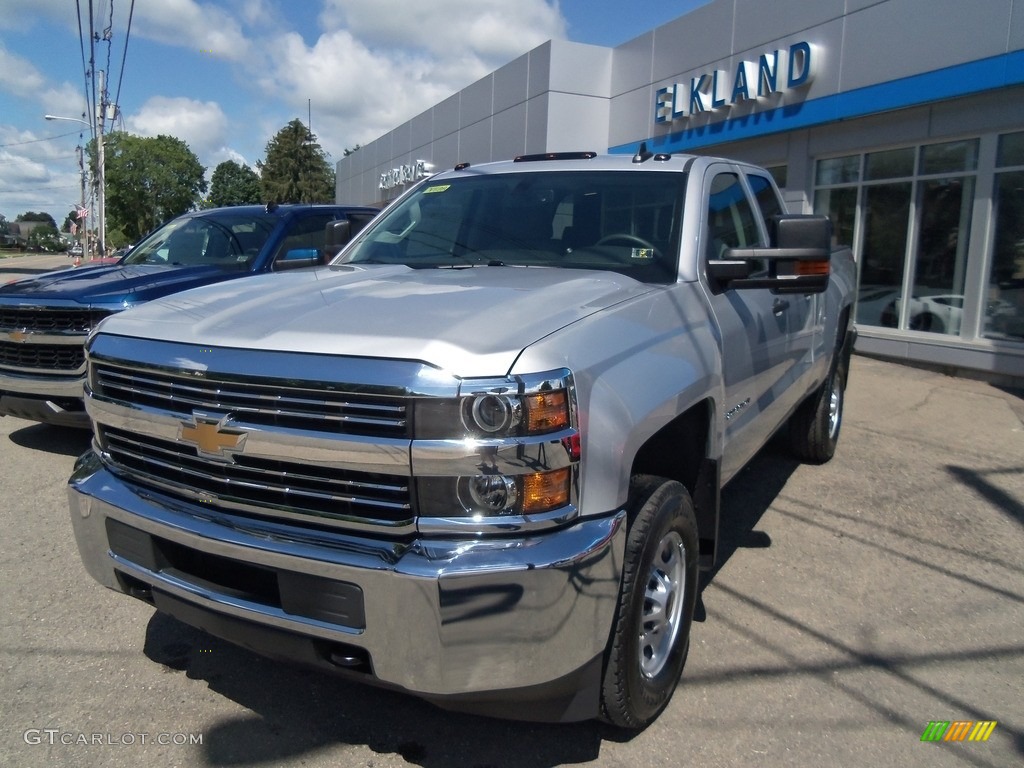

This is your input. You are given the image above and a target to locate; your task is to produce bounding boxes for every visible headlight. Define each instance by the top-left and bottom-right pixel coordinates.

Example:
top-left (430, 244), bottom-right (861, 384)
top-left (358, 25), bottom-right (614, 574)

top-left (467, 394), bottom-right (521, 433)
top-left (414, 370), bottom-right (579, 532)
top-left (416, 371), bottom-right (573, 439)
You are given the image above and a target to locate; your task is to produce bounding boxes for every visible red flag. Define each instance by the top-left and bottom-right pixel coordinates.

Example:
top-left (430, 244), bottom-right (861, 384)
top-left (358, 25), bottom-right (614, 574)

top-left (70, 222), bottom-right (78, 235)
top-left (76, 206), bottom-right (88, 220)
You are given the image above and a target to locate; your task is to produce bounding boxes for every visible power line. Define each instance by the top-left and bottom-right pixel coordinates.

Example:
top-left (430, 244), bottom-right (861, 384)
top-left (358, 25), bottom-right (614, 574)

top-left (103, 0), bottom-right (114, 83)
top-left (113, 0), bottom-right (135, 113)
top-left (0, 131), bottom-right (84, 148)
top-left (0, 184), bottom-right (83, 192)
top-left (0, 154), bottom-right (81, 165)
top-left (88, 0), bottom-right (97, 135)
top-left (75, 0), bottom-right (95, 133)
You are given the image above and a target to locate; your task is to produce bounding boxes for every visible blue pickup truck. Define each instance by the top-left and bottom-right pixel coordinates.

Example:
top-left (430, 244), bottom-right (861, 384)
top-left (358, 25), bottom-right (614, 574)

top-left (0, 203), bottom-right (378, 427)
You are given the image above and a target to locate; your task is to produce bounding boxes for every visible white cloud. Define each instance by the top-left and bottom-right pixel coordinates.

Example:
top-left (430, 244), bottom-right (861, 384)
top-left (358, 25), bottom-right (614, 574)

top-left (0, 127), bottom-right (87, 219)
top-left (258, 1), bottom-right (566, 155)
top-left (0, 45), bottom-right (47, 95)
top-left (131, 0), bottom-right (253, 61)
top-left (0, 44), bottom-right (89, 121)
top-left (0, 0), bottom-right (70, 32)
top-left (320, 0), bottom-right (565, 66)
top-left (230, 0), bottom-right (280, 28)
top-left (125, 96), bottom-right (229, 159)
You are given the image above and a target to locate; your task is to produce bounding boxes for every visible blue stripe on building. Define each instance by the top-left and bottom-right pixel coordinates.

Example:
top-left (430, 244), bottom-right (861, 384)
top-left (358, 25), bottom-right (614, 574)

top-left (611, 50), bottom-right (1024, 155)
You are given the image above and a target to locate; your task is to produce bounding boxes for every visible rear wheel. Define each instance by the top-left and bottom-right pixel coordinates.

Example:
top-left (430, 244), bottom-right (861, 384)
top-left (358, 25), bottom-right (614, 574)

top-left (789, 357), bottom-right (846, 463)
top-left (601, 475), bottom-right (699, 729)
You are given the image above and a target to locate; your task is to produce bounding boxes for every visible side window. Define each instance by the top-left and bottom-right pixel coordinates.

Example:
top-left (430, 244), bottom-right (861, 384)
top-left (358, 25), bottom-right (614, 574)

top-left (707, 171), bottom-right (767, 277)
top-left (747, 173), bottom-right (784, 226)
top-left (707, 172), bottom-right (762, 256)
top-left (273, 215), bottom-right (336, 264)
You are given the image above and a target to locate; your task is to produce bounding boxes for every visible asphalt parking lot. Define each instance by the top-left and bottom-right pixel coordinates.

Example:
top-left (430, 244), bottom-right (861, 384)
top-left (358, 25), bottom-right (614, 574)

top-left (0, 252), bottom-right (1022, 767)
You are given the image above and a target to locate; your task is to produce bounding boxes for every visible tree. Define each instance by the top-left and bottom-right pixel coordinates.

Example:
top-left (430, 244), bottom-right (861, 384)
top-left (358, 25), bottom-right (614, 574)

top-left (16, 211), bottom-right (58, 229)
top-left (257, 119), bottom-right (335, 204)
top-left (27, 224), bottom-right (62, 251)
top-left (204, 160), bottom-right (262, 208)
top-left (91, 132), bottom-right (207, 242)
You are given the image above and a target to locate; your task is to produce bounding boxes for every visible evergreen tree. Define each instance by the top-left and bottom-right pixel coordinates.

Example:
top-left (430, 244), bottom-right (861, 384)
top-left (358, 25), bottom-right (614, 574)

top-left (257, 119), bottom-right (335, 204)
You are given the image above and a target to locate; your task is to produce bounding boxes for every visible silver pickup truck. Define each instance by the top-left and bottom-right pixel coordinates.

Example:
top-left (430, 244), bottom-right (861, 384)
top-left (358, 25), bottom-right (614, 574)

top-left (69, 150), bottom-right (856, 728)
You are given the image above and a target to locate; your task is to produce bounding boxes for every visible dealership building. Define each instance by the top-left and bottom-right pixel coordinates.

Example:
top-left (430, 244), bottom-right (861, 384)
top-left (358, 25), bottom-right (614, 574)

top-left (336, 0), bottom-right (1024, 382)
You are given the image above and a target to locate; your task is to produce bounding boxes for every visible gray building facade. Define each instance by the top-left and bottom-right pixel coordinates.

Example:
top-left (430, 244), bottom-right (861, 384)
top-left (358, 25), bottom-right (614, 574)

top-left (336, 0), bottom-right (1024, 382)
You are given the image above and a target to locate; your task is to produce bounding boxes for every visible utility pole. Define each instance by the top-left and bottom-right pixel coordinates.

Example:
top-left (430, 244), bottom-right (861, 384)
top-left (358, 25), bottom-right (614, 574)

top-left (77, 144), bottom-right (87, 251)
top-left (96, 69), bottom-right (107, 257)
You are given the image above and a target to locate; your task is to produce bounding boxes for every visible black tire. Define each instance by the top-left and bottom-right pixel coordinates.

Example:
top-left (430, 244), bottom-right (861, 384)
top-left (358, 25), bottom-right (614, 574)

top-left (601, 475), bottom-right (699, 729)
top-left (789, 357), bottom-right (846, 464)
top-left (910, 313), bottom-right (944, 334)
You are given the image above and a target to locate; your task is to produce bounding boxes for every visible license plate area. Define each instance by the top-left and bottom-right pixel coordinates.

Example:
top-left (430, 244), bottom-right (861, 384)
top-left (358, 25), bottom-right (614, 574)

top-left (106, 517), bottom-right (366, 630)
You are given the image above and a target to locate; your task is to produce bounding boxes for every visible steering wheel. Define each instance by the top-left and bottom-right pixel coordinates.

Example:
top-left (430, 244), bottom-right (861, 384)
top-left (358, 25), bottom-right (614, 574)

top-left (594, 233), bottom-right (661, 259)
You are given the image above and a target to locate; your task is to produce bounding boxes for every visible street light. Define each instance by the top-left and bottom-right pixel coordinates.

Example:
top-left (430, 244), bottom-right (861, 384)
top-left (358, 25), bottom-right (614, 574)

top-left (45, 106), bottom-right (106, 257)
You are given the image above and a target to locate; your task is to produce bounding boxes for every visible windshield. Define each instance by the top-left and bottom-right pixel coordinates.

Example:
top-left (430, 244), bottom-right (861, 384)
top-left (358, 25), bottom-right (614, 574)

top-left (123, 213), bottom-right (278, 269)
top-left (344, 171), bottom-right (685, 283)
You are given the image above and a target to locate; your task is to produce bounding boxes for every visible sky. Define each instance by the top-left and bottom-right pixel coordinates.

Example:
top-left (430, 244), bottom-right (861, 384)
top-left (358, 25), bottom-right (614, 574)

top-left (0, 0), bottom-right (708, 225)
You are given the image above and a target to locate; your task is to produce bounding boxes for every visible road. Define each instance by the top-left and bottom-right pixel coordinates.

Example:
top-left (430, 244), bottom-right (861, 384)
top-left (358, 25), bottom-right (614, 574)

top-left (0, 255), bottom-right (1021, 767)
top-left (0, 250), bottom-right (84, 282)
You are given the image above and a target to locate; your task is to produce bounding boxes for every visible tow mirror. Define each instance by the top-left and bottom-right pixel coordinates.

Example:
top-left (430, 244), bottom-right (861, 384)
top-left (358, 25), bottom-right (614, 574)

top-left (707, 214), bottom-right (832, 294)
top-left (275, 248), bottom-right (321, 271)
top-left (323, 219), bottom-right (353, 262)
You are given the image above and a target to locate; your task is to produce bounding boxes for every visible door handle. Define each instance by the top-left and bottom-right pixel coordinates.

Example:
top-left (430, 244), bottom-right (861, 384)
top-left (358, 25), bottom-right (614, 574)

top-left (772, 299), bottom-right (790, 315)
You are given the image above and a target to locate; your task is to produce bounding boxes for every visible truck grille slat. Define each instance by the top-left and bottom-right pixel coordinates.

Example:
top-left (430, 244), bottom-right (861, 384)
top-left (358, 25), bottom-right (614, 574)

top-left (93, 362), bottom-right (408, 436)
top-left (101, 426), bottom-right (414, 528)
top-left (0, 306), bottom-right (110, 334)
top-left (0, 306), bottom-right (110, 373)
top-left (0, 343), bottom-right (85, 372)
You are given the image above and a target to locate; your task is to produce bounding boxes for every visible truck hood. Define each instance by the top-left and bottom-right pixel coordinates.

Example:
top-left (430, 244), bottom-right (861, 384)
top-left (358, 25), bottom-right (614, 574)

top-left (99, 264), bottom-right (658, 376)
top-left (1, 263), bottom-right (247, 306)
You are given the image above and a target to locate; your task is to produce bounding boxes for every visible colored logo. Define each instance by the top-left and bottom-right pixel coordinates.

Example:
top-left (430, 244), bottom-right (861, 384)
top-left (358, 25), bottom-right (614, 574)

top-left (178, 414), bottom-right (246, 462)
top-left (921, 720), bottom-right (997, 742)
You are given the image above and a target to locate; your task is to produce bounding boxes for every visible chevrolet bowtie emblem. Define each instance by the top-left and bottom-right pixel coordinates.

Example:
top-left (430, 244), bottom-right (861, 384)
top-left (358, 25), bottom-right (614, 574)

top-left (178, 414), bottom-right (247, 461)
top-left (8, 330), bottom-right (29, 343)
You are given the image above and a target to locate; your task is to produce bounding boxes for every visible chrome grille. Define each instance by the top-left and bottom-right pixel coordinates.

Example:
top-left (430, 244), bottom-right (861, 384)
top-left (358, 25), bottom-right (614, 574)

top-left (93, 360), bottom-right (409, 438)
top-left (100, 426), bottom-right (414, 529)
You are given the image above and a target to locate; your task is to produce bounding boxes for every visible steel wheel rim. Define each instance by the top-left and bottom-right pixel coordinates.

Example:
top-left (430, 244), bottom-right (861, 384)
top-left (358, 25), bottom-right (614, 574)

top-left (639, 530), bottom-right (686, 678)
top-left (828, 378), bottom-right (842, 439)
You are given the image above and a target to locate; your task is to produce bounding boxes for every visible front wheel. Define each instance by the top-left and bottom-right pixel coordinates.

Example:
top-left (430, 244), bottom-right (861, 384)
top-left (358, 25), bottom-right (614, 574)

top-left (601, 476), bottom-right (699, 729)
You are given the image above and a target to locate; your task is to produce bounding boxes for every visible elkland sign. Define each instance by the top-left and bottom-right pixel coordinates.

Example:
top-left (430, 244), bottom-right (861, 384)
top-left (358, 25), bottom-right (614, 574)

top-left (655, 42), bottom-right (815, 124)
top-left (379, 160), bottom-right (430, 191)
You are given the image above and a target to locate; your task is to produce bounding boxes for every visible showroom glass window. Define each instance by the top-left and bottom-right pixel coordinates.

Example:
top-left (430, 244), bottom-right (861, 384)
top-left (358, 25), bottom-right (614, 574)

top-left (985, 131), bottom-right (1024, 341)
top-left (813, 140), bottom-right (980, 335)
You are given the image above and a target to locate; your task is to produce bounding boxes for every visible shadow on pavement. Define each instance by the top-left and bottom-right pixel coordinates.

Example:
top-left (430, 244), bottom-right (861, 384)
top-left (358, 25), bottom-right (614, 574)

top-left (8, 421), bottom-right (92, 457)
top-left (695, 434), bottom-right (801, 618)
top-left (143, 612), bottom-right (606, 767)
top-left (1, 266), bottom-right (72, 276)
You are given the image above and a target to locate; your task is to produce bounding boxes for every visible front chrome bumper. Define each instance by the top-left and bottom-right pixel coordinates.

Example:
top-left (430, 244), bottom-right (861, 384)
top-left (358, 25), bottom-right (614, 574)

top-left (0, 367), bottom-right (88, 427)
top-left (0, 370), bottom-right (85, 399)
top-left (68, 451), bottom-right (626, 717)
